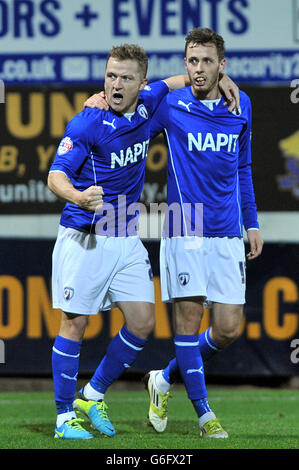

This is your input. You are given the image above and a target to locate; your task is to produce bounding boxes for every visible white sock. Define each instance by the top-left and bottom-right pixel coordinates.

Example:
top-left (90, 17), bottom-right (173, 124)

top-left (83, 382), bottom-right (105, 401)
top-left (56, 411), bottom-right (76, 428)
top-left (155, 371), bottom-right (170, 394)
top-left (199, 411), bottom-right (216, 427)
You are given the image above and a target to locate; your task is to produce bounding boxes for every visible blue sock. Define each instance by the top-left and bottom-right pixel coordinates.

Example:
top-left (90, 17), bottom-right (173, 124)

top-left (174, 334), bottom-right (213, 420)
top-left (174, 334), bottom-right (207, 401)
top-left (163, 328), bottom-right (221, 384)
top-left (90, 325), bottom-right (147, 394)
top-left (192, 397), bottom-right (212, 418)
top-left (162, 358), bottom-right (180, 384)
top-left (52, 335), bottom-right (82, 414)
top-left (198, 327), bottom-right (221, 361)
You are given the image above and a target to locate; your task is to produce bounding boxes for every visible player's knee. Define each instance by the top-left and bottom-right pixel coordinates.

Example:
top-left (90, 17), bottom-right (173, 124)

top-left (175, 309), bottom-right (202, 335)
top-left (128, 312), bottom-right (155, 339)
top-left (140, 313), bottom-right (156, 338)
top-left (216, 325), bottom-right (241, 347)
top-left (59, 313), bottom-right (88, 342)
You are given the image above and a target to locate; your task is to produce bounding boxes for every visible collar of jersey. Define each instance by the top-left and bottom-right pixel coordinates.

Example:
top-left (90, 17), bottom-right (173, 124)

top-left (186, 86), bottom-right (225, 112)
top-left (109, 98), bottom-right (144, 120)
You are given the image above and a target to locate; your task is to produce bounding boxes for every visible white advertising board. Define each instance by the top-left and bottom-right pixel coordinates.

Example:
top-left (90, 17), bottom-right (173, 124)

top-left (0, 0), bottom-right (298, 83)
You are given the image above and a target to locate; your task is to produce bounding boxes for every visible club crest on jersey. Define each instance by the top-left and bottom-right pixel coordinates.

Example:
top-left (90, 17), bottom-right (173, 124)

top-left (64, 287), bottom-right (74, 300)
top-left (232, 106), bottom-right (242, 116)
top-left (137, 104), bottom-right (148, 119)
top-left (178, 272), bottom-right (190, 286)
top-left (58, 137), bottom-right (73, 155)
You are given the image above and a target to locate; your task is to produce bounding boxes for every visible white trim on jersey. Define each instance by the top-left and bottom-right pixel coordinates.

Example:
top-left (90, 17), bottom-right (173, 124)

top-left (200, 98), bottom-right (221, 111)
top-left (164, 128), bottom-right (188, 236)
top-left (48, 169), bottom-right (69, 177)
top-left (236, 172), bottom-right (243, 235)
top-left (161, 80), bottom-right (170, 90)
top-left (90, 152), bottom-right (97, 228)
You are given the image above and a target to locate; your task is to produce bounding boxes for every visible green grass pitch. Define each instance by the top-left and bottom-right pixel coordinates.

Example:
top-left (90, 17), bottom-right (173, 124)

top-left (0, 387), bottom-right (298, 450)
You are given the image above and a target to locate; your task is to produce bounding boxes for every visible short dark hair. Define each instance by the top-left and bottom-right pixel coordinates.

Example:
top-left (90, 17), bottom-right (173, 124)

top-left (107, 44), bottom-right (148, 79)
top-left (185, 28), bottom-right (225, 61)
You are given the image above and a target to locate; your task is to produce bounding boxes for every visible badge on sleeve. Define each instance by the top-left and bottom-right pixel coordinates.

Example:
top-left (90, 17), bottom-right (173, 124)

top-left (58, 137), bottom-right (73, 155)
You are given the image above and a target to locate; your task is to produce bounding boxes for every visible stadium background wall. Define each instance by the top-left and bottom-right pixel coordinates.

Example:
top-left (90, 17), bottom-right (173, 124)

top-left (0, 86), bottom-right (298, 215)
top-left (0, 85), bottom-right (298, 378)
top-left (0, 239), bottom-right (298, 377)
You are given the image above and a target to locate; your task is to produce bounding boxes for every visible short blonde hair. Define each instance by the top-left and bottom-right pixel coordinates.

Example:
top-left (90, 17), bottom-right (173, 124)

top-left (107, 44), bottom-right (148, 79)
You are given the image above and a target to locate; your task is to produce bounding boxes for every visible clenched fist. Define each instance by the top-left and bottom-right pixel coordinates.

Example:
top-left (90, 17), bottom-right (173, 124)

top-left (77, 185), bottom-right (104, 212)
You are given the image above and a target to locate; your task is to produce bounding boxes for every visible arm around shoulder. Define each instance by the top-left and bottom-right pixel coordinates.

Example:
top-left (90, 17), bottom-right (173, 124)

top-left (163, 74), bottom-right (190, 91)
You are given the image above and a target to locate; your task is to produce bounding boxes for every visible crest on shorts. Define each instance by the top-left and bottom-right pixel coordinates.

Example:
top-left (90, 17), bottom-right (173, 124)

top-left (58, 136), bottom-right (73, 155)
top-left (64, 287), bottom-right (74, 300)
top-left (178, 272), bottom-right (190, 286)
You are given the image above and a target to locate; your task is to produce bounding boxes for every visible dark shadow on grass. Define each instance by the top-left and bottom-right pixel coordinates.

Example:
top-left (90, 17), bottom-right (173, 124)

top-left (142, 420), bottom-right (199, 435)
top-left (22, 423), bottom-right (54, 437)
top-left (23, 421), bottom-right (149, 438)
top-left (23, 420), bottom-right (202, 441)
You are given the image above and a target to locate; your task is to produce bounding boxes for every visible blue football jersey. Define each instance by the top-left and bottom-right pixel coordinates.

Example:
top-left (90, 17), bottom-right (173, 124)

top-left (50, 80), bottom-right (169, 236)
top-left (150, 87), bottom-right (259, 237)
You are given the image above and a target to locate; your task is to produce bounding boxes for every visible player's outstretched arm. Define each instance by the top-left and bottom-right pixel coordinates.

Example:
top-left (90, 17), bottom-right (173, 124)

top-left (246, 229), bottom-right (264, 260)
top-left (83, 73), bottom-right (239, 111)
top-left (163, 74), bottom-right (190, 91)
top-left (83, 74), bottom-right (191, 109)
top-left (48, 171), bottom-right (104, 212)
